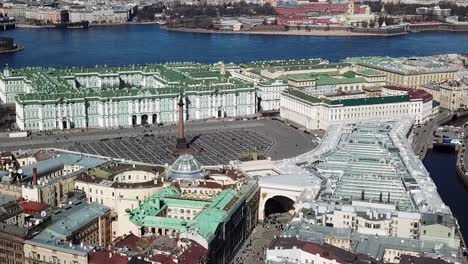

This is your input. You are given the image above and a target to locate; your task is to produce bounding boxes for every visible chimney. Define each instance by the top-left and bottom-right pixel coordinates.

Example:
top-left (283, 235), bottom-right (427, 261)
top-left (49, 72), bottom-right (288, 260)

top-left (32, 167), bottom-right (38, 185)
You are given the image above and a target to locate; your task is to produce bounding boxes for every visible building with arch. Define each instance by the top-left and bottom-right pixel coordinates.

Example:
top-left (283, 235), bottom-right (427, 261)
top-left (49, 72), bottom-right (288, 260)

top-left (252, 119), bottom-right (462, 263)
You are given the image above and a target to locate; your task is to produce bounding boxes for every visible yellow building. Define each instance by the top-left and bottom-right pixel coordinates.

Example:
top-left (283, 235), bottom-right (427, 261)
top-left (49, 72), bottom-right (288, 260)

top-left (354, 57), bottom-right (457, 88)
top-left (421, 80), bottom-right (468, 110)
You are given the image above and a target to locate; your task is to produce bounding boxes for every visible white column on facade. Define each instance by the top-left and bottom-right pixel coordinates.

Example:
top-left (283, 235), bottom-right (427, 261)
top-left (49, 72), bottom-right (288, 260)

top-left (137, 115), bottom-right (141, 125)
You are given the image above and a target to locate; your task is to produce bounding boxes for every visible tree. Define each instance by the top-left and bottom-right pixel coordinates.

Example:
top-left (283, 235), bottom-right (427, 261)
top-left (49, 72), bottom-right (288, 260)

top-left (361, 190), bottom-right (365, 201)
top-left (379, 192), bottom-right (383, 203)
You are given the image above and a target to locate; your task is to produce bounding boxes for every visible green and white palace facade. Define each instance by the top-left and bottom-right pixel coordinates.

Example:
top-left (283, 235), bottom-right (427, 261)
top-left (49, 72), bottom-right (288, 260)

top-left (0, 63), bottom-right (256, 130)
top-left (0, 56), bottom-right (458, 131)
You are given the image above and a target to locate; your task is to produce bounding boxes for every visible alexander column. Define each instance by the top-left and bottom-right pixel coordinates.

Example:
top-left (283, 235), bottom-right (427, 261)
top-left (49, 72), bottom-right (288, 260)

top-left (176, 94), bottom-right (188, 150)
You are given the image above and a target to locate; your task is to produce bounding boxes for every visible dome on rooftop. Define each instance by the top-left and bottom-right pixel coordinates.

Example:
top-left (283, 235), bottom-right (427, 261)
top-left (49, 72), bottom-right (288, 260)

top-left (167, 154), bottom-right (205, 180)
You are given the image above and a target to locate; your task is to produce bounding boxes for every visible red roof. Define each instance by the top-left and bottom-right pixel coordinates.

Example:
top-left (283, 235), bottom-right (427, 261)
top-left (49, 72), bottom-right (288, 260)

top-left (409, 89), bottom-right (433, 103)
top-left (178, 241), bottom-right (207, 264)
top-left (384, 86), bottom-right (412, 92)
top-left (149, 254), bottom-right (177, 264)
top-left (115, 234), bottom-right (141, 250)
top-left (89, 251), bottom-right (129, 264)
top-left (20, 201), bottom-right (49, 215)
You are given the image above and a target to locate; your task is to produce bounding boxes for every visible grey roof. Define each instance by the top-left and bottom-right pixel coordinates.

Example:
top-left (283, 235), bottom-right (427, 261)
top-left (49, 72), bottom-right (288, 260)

top-left (0, 171), bottom-right (9, 178)
top-left (20, 158), bottom-right (64, 181)
top-left (56, 153), bottom-right (107, 168)
top-left (0, 201), bottom-right (23, 221)
top-left (399, 255), bottom-right (451, 264)
top-left (421, 213), bottom-right (457, 227)
top-left (26, 202), bottom-right (106, 255)
top-left (26, 239), bottom-right (94, 256)
top-left (0, 193), bottom-right (17, 206)
top-left (34, 202), bottom-right (110, 241)
top-left (259, 173), bottom-right (319, 192)
top-left (284, 220), bottom-right (352, 243)
top-left (0, 222), bottom-right (29, 238)
top-left (351, 233), bottom-right (457, 261)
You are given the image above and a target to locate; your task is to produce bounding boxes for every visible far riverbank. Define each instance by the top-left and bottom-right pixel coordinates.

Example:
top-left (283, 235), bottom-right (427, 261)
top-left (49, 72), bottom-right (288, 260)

top-left (162, 26), bottom-right (408, 37)
top-left (16, 21), bottom-right (160, 29)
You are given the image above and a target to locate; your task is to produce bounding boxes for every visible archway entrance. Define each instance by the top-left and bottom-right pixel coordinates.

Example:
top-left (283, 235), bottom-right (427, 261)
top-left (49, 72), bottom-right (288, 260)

top-left (132, 115), bottom-right (137, 126)
top-left (257, 96), bottom-right (262, 112)
top-left (152, 114), bottom-right (157, 124)
top-left (451, 114), bottom-right (458, 122)
top-left (264, 196), bottom-right (295, 217)
top-left (141, 114), bottom-right (149, 125)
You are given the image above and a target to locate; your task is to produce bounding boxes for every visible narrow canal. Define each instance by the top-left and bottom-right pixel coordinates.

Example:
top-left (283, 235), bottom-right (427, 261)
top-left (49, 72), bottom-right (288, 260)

top-left (423, 116), bottom-right (468, 240)
top-left (423, 149), bottom-right (468, 239)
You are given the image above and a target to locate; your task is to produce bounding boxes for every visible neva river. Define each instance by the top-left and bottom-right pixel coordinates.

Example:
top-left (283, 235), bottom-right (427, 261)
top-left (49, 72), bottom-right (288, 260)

top-left (0, 24), bottom-right (468, 68)
top-left (0, 24), bottom-right (468, 239)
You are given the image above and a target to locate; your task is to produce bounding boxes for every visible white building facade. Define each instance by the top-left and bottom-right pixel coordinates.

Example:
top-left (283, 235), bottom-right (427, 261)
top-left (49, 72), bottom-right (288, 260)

top-left (280, 90), bottom-right (433, 130)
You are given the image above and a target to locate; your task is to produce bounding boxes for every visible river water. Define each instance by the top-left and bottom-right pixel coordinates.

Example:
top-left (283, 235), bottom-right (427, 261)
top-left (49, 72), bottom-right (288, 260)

top-left (0, 25), bottom-right (468, 68)
top-left (1, 24), bottom-right (468, 239)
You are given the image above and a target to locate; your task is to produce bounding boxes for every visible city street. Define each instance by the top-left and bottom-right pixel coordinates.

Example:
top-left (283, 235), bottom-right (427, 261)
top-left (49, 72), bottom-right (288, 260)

top-left (411, 110), bottom-right (464, 159)
top-left (232, 213), bottom-right (291, 264)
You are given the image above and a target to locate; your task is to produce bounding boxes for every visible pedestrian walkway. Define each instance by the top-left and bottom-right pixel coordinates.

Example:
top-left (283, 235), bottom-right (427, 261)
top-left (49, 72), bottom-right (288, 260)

top-left (232, 213), bottom-right (291, 264)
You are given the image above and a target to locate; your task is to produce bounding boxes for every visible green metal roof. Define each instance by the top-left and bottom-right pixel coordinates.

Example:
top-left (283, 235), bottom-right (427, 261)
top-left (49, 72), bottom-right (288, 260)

top-left (129, 186), bottom-right (244, 243)
top-left (283, 90), bottom-right (331, 105)
top-left (332, 95), bottom-right (410, 107)
top-left (6, 63), bottom-right (253, 104)
top-left (288, 73), bottom-right (317, 82)
top-left (241, 59), bottom-right (324, 68)
top-left (356, 69), bottom-right (386, 77)
top-left (315, 75), bottom-right (368, 86)
top-left (284, 89), bottom-right (411, 107)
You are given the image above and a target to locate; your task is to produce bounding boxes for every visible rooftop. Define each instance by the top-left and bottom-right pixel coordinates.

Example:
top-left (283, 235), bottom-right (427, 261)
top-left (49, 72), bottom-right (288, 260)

top-left (167, 154), bottom-right (205, 180)
top-left (268, 237), bottom-right (383, 264)
top-left (90, 251), bottom-right (129, 264)
top-left (283, 89), bottom-right (411, 107)
top-left (32, 202), bottom-right (110, 243)
top-left (399, 255), bottom-right (451, 264)
top-left (241, 59), bottom-right (325, 69)
top-left (352, 233), bottom-right (458, 262)
top-left (4, 63), bottom-right (252, 105)
top-left (130, 181), bottom-right (254, 244)
top-left (348, 56), bottom-right (458, 75)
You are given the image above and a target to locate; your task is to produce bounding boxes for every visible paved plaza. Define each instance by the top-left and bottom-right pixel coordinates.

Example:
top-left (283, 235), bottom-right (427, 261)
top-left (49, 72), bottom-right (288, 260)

top-left (67, 129), bottom-right (274, 165)
top-left (0, 119), bottom-right (320, 164)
